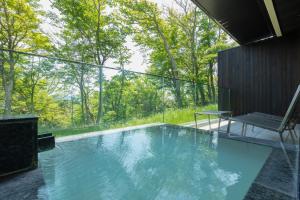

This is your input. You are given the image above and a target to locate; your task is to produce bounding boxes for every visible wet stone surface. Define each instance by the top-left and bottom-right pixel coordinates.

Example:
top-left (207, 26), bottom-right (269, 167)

top-left (0, 169), bottom-right (45, 200)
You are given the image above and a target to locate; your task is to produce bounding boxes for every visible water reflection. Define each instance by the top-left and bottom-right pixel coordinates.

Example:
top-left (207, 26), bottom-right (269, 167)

top-left (38, 125), bottom-right (272, 200)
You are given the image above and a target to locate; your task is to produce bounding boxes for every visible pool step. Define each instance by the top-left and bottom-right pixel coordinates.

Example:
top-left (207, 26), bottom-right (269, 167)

top-left (38, 133), bottom-right (55, 152)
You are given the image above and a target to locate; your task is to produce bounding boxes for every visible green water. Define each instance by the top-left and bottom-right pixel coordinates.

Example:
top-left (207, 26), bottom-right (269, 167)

top-left (38, 125), bottom-right (272, 200)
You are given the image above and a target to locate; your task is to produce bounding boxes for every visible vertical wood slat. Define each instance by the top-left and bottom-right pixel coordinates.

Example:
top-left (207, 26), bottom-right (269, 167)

top-left (218, 30), bottom-right (300, 117)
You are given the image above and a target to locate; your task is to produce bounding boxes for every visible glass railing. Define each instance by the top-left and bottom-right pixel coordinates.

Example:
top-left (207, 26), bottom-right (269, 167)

top-left (0, 49), bottom-right (217, 136)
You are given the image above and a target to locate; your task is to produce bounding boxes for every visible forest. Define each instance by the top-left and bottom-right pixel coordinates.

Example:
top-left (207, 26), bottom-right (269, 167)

top-left (0, 0), bottom-right (234, 136)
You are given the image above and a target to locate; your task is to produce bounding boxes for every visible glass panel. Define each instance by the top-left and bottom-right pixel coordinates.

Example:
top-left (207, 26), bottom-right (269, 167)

top-left (164, 79), bottom-right (218, 125)
top-left (119, 72), bottom-right (164, 127)
top-left (163, 79), bottom-right (194, 124)
top-left (0, 50), bottom-right (219, 136)
top-left (37, 60), bottom-right (99, 136)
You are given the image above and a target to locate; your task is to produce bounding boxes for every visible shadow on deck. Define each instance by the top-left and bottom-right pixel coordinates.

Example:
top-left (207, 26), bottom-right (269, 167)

top-left (186, 119), bottom-right (300, 145)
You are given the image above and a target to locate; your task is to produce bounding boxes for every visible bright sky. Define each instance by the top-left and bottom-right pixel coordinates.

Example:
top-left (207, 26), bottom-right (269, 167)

top-left (38, 0), bottom-right (188, 75)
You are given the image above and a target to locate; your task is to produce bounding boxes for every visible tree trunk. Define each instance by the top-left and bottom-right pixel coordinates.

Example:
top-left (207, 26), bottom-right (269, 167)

top-left (190, 10), bottom-right (200, 107)
top-left (209, 61), bottom-right (216, 103)
top-left (30, 85), bottom-right (35, 113)
top-left (94, 0), bottom-right (104, 124)
top-left (79, 82), bottom-right (86, 124)
top-left (116, 69), bottom-right (125, 120)
top-left (207, 74), bottom-right (212, 102)
top-left (172, 78), bottom-right (183, 108)
top-left (3, 50), bottom-right (15, 115)
top-left (83, 92), bottom-right (90, 124)
top-left (76, 65), bottom-right (87, 125)
top-left (71, 97), bottom-right (74, 125)
top-left (0, 50), bottom-right (6, 113)
top-left (96, 65), bottom-right (103, 124)
top-left (4, 83), bottom-right (13, 115)
top-left (192, 81), bottom-right (198, 107)
top-left (191, 43), bottom-right (200, 106)
top-left (198, 83), bottom-right (206, 105)
top-left (29, 69), bottom-right (38, 114)
top-left (154, 18), bottom-right (182, 108)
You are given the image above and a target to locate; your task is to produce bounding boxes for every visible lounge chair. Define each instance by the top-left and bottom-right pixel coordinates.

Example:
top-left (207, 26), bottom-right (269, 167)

top-left (194, 88), bottom-right (232, 131)
top-left (194, 111), bottom-right (232, 131)
top-left (227, 84), bottom-right (300, 143)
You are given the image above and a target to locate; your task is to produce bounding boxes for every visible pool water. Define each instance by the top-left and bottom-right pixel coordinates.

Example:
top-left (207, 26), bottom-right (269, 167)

top-left (38, 125), bottom-right (272, 200)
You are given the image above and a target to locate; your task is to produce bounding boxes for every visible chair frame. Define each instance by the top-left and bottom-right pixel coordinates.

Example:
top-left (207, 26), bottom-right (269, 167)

top-left (227, 84), bottom-right (300, 143)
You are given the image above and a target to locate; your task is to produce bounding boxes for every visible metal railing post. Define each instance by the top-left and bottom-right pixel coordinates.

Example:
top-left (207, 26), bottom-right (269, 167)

top-left (162, 77), bottom-right (165, 123)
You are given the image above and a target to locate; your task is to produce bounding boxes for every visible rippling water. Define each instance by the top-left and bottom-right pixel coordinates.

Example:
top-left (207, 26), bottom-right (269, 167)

top-left (38, 125), bottom-right (272, 200)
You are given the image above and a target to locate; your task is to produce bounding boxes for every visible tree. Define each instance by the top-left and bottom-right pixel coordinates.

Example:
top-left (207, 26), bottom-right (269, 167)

top-left (169, 0), bottom-right (206, 105)
top-left (57, 31), bottom-right (96, 125)
top-left (102, 73), bottom-right (163, 122)
top-left (120, 0), bottom-right (183, 108)
top-left (0, 0), bottom-right (49, 115)
top-left (113, 45), bottom-right (132, 120)
top-left (12, 58), bottom-right (70, 128)
top-left (0, 0), bottom-right (233, 133)
top-left (169, 0), bottom-right (232, 104)
top-left (53, 0), bottom-right (130, 124)
top-left (19, 57), bottom-right (54, 113)
top-left (199, 20), bottom-right (231, 103)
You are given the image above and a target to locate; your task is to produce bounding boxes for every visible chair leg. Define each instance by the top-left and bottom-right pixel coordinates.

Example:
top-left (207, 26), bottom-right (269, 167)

top-left (242, 123), bottom-right (245, 136)
top-left (288, 129), bottom-right (296, 144)
top-left (227, 119), bottom-right (232, 136)
top-left (293, 129), bottom-right (299, 144)
top-left (208, 115), bottom-right (211, 131)
top-left (292, 129), bottom-right (298, 139)
top-left (279, 132), bottom-right (285, 143)
top-left (244, 124), bottom-right (248, 136)
top-left (285, 132), bottom-right (290, 141)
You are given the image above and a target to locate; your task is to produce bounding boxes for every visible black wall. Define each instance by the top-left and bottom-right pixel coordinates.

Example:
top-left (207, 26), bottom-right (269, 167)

top-left (218, 30), bottom-right (300, 117)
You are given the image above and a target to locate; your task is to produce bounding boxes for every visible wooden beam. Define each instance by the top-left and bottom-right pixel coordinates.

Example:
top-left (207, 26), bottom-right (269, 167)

top-left (263, 0), bottom-right (282, 37)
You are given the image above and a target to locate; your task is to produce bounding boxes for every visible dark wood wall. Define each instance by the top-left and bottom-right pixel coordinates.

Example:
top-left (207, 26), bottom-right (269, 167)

top-left (218, 30), bottom-right (300, 117)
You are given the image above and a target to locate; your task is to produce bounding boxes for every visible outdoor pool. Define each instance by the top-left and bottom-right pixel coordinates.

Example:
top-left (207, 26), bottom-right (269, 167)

top-left (37, 125), bottom-right (272, 200)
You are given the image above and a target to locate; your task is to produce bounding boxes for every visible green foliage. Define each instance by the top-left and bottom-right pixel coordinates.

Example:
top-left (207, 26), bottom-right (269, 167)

top-left (0, 0), bottom-right (50, 115)
top-left (0, 0), bottom-right (233, 137)
top-left (0, 0), bottom-right (45, 49)
top-left (48, 104), bottom-right (217, 137)
top-left (51, 0), bottom-right (132, 123)
top-left (12, 58), bottom-right (70, 128)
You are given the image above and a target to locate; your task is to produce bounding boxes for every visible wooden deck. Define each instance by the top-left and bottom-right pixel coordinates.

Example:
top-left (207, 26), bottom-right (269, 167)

top-left (191, 119), bottom-right (299, 144)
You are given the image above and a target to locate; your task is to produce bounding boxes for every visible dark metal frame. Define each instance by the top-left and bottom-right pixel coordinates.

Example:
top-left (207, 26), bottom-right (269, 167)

top-left (227, 84), bottom-right (300, 143)
top-left (194, 111), bottom-right (232, 132)
top-left (0, 48), bottom-right (201, 84)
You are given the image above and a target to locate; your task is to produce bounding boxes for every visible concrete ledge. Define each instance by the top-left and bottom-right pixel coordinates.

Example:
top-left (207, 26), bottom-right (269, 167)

top-left (56, 123), bottom-right (165, 143)
top-left (180, 119), bottom-right (219, 127)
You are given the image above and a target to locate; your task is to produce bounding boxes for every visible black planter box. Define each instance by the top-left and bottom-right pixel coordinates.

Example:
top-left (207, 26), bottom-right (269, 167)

top-left (0, 115), bottom-right (38, 177)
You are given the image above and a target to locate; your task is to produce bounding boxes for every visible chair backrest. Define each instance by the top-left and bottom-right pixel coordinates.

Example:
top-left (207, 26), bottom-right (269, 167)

top-left (278, 84), bottom-right (300, 132)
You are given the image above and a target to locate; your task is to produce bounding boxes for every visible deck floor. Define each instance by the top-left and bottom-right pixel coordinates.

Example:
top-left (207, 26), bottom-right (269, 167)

top-left (193, 119), bottom-right (300, 145)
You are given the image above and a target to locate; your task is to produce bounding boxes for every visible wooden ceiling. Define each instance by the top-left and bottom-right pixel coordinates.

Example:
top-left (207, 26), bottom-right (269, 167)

top-left (192, 0), bottom-right (300, 45)
top-left (273, 0), bottom-right (300, 34)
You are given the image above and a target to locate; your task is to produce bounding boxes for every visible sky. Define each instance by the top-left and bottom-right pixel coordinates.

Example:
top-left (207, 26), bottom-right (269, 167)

top-left (38, 0), bottom-right (186, 75)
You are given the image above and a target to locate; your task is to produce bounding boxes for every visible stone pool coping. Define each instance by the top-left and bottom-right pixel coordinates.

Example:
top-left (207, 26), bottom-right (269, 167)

top-left (55, 119), bottom-right (217, 143)
top-left (55, 123), bottom-right (165, 143)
